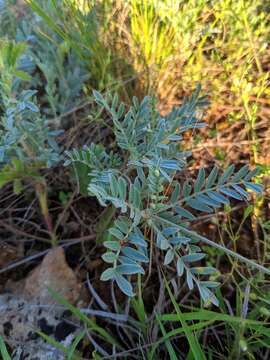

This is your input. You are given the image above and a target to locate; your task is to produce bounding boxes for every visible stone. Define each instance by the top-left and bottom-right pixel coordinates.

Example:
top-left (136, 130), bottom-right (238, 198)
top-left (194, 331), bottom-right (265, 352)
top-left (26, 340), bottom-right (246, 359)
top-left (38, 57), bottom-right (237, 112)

top-left (23, 247), bottom-right (81, 305)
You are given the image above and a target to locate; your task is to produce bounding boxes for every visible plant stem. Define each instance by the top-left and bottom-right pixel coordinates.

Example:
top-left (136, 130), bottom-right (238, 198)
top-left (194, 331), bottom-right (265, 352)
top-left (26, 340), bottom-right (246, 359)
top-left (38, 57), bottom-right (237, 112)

top-left (155, 215), bottom-right (270, 276)
top-left (35, 181), bottom-right (57, 247)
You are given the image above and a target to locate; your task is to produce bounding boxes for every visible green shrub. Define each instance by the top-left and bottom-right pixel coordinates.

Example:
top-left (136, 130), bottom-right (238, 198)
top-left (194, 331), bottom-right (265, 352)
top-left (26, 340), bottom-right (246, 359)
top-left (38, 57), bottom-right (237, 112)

top-left (0, 39), bottom-right (62, 244)
top-left (65, 87), bottom-right (265, 306)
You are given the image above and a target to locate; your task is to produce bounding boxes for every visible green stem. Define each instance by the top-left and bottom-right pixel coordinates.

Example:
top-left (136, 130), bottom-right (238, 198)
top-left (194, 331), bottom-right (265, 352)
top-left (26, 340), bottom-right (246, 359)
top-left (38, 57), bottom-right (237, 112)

top-left (155, 215), bottom-right (270, 276)
top-left (242, 1), bottom-right (262, 75)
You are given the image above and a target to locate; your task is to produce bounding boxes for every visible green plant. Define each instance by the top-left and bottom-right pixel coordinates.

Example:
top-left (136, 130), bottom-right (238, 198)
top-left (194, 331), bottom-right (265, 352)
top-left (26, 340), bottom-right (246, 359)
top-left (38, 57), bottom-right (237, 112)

top-left (0, 336), bottom-right (11, 360)
top-left (0, 40), bottom-right (62, 245)
top-left (65, 87), bottom-right (266, 306)
top-left (159, 276), bottom-right (206, 360)
top-left (0, 0), bottom-right (89, 117)
top-left (0, 0), bottom-right (18, 39)
top-left (127, 0), bottom-right (178, 96)
top-left (0, 40), bottom-right (31, 110)
top-left (27, 0), bottom-right (123, 92)
top-left (19, 6), bottom-right (89, 116)
top-left (0, 90), bottom-right (62, 243)
top-left (155, 284), bottom-right (270, 359)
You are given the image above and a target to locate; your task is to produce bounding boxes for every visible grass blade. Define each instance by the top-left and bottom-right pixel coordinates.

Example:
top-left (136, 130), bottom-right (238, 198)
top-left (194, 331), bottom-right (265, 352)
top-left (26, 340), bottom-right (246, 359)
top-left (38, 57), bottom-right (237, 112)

top-left (156, 315), bottom-right (178, 360)
top-left (0, 336), bottom-right (11, 360)
top-left (163, 276), bottom-right (207, 360)
top-left (48, 288), bottom-right (120, 348)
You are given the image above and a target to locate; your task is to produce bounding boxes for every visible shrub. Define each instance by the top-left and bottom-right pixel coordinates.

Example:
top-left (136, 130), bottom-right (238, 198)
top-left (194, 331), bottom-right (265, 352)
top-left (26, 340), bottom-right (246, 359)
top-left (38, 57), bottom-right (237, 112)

top-left (65, 87), bottom-right (264, 306)
top-left (0, 39), bottom-right (62, 244)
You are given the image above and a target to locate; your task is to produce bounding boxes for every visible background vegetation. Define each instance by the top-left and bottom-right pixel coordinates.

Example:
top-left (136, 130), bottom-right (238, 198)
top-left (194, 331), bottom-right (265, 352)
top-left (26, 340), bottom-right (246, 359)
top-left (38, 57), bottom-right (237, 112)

top-left (0, 0), bottom-right (269, 359)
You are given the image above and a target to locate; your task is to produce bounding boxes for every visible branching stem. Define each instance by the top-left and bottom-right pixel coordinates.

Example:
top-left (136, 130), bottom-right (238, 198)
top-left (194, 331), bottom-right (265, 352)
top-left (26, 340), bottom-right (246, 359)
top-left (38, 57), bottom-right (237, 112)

top-left (155, 215), bottom-right (270, 276)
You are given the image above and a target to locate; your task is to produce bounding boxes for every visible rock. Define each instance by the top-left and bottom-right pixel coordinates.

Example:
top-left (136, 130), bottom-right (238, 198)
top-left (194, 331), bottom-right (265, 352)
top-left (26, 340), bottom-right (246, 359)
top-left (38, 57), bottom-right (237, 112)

top-left (0, 248), bottom-right (83, 359)
top-left (23, 247), bottom-right (81, 305)
top-left (0, 293), bottom-right (78, 359)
